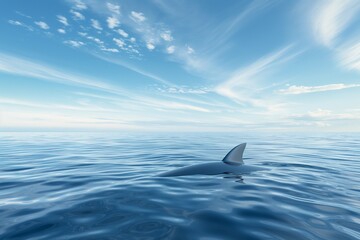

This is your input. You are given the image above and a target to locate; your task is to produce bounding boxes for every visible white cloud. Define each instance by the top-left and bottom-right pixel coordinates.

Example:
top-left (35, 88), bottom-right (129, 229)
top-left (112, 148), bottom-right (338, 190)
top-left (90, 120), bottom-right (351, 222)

top-left (160, 31), bottom-right (173, 41)
top-left (101, 47), bottom-right (119, 53)
top-left (187, 46), bottom-right (194, 54)
top-left (8, 20), bottom-right (33, 31)
top-left (90, 19), bottom-right (102, 30)
top-left (311, 0), bottom-right (360, 47)
top-left (107, 16), bottom-right (119, 29)
top-left (113, 38), bottom-right (126, 48)
top-left (64, 40), bottom-right (84, 48)
top-left (117, 29), bottom-right (128, 38)
top-left (292, 108), bottom-right (360, 121)
top-left (58, 29), bottom-right (66, 34)
top-left (92, 54), bottom-right (173, 85)
top-left (8, 20), bottom-right (22, 26)
top-left (78, 32), bottom-right (87, 37)
top-left (107, 2), bottom-right (120, 15)
top-left (57, 15), bottom-right (69, 26)
top-left (70, 9), bottom-right (85, 20)
top-left (130, 11), bottom-right (146, 23)
top-left (87, 36), bottom-right (104, 45)
top-left (73, 0), bottom-right (87, 10)
top-left (146, 42), bottom-right (155, 50)
top-left (337, 42), bottom-right (360, 71)
top-left (158, 86), bottom-right (209, 94)
top-left (130, 37), bottom-right (136, 43)
top-left (0, 52), bottom-right (124, 94)
top-left (166, 45), bottom-right (175, 54)
top-left (216, 45), bottom-right (294, 106)
top-left (278, 83), bottom-right (360, 94)
top-left (34, 21), bottom-right (49, 30)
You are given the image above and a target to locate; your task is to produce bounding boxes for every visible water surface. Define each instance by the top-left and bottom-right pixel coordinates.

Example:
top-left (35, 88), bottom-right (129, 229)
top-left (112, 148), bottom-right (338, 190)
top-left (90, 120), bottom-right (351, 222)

top-left (0, 132), bottom-right (359, 239)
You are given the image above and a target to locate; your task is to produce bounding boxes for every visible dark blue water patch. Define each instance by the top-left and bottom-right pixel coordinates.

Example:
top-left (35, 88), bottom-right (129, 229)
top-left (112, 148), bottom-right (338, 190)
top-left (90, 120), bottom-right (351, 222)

top-left (0, 133), bottom-right (359, 239)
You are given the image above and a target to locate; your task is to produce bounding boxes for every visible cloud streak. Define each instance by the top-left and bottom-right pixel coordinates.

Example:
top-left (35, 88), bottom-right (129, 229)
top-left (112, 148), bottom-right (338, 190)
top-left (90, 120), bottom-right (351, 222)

top-left (337, 41), bottom-right (360, 71)
top-left (311, 0), bottom-right (360, 47)
top-left (278, 83), bottom-right (360, 94)
top-left (216, 45), bottom-right (297, 106)
top-left (0, 52), bottom-right (125, 95)
top-left (34, 21), bottom-right (49, 30)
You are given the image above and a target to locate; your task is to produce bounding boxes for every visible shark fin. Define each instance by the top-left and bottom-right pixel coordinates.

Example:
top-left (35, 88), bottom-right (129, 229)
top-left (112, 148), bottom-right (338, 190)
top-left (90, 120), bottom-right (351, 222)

top-left (222, 143), bottom-right (246, 165)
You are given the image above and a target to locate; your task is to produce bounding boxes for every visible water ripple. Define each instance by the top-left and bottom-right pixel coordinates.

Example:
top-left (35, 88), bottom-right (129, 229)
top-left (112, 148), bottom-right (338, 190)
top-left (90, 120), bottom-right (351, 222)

top-left (0, 132), bottom-right (359, 239)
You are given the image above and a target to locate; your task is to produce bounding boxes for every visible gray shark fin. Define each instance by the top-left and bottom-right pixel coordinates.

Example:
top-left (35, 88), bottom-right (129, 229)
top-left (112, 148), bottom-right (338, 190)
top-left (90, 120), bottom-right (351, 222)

top-left (222, 143), bottom-right (246, 165)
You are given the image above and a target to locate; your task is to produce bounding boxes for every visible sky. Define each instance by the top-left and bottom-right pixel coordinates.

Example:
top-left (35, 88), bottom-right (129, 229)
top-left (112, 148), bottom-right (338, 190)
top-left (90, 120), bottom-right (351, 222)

top-left (0, 0), bottom-right (359, 132)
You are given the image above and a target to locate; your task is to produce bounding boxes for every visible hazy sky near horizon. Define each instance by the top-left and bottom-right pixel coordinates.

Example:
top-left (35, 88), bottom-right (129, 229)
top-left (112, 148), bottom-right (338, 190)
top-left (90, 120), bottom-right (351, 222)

top-left (0, 0), bottom-right (360, 132)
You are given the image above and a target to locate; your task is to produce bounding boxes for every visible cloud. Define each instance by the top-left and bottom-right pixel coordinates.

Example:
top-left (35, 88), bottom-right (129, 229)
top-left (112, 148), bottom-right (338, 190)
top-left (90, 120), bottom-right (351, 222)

top-left (146, 42), bottom-right (155, 50)
top-left (113, 38), bottom-right (125, 49)
top-left (34, 21), bottom-right (49, 30)
top-left (91, 53), bottom-right (174, 86)
top-left (107, 16), bottom-right (119, 29)
top-left (0, 52), bottom-right (125, 95)
top-left (158, 86), bottom-right (209, 94)
top-left (187, 46), bottom-right (194, 54)
top-left (292, 108), bottom-right (360, 121)
top-left (311, 0), bottom-right (360, 47)
top-left (337, 41), bottom-right (360, 71)
top-left (64, 40), bottom-right (84, 47)
top-left (57, 15), bottom-right (69, 26)
top-left (117, 29), bottom-right (128, 38)
top-left (160, 31), bottom-right (173, 41)
top-left (216, 45), bottom-right (295, 106)
top-left (90, 19), bottom-right (102, 30)
top-left (107, 2), bottom-right (120, 15)
top-left (73, 0), bottom-right (87, 10)
top-left (130, 11), bottom-right (146, 23)
top-left (130, 37), bottom-right (136, 43)
top-left (8, 20), bottom-right (33, 31)
top-left (101, 47), bottom-right (119, 53)
top-left (78, 32), bottom-right (87, 37)
top-left (86, 36), bottom-right (103, 45)
top-left (58, 29), bottom-right (66, 34)
top-left (278, 83), bottom-right (360, 94)
top-left (166, 45), bottom-right (175, 54)
top-left (70, 9), bottom-right (85, 20)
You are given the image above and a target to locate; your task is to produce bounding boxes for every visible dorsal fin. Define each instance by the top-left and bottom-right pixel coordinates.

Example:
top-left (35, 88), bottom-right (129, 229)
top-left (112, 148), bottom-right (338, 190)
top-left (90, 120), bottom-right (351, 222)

top-left (222, 143), bottom-right (246, 165)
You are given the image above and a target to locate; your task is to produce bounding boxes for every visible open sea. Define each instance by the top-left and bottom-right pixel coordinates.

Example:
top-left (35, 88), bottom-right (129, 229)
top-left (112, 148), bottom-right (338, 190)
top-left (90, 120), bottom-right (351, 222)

top-left (0, 132), bottom-right (359, 240)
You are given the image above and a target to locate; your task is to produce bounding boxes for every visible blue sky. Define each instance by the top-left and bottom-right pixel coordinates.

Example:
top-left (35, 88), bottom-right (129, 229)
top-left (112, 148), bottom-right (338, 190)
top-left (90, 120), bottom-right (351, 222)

top-left (0, 0), bottom-right (359, 132)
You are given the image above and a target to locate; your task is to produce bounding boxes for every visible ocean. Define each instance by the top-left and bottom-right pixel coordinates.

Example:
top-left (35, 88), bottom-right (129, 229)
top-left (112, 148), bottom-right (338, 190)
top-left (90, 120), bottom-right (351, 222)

top-left (0, 132), bottom-right (359, 239)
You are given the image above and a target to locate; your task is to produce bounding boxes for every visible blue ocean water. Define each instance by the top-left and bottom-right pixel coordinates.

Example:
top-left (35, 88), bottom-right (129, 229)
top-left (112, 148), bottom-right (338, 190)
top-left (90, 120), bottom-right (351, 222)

top-left (0, 132), bottom-right (359, 240)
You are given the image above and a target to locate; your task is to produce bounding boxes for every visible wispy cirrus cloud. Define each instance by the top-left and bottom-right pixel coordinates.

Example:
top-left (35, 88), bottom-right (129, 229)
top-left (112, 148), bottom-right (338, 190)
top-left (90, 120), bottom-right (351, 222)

top-left (0, 52), bottom-right (124, 95)
top-left (72, 0), bottom-right (87, 10)
top-left (57, 15), bottom-right (69, 26)
top-left (34, 21), bottom-right (49, 30)
top-left (311, 0), bottom-right (360, 47)
top-left (130, 11), bottom-right (146, 23)
top-left (70, 9), bottom-right (85, 20)
top-left (117, 29), bottom-right (128, 38)
top-left (91, 53), bottom-right (174, 86)
top-left (216, 45), bottom-right (297, 107)
top-left (278, 83), bottom-right (360, 94)
top-left (107, 2), bottom-right (120, 15)
top-left (8, 19), bottom-right (33, 31)
top-left (291, 108), bottom-right (360, 121)
top-left (64, 40), bottom-right (84, 47)
top-left (90, 19), bottom-right (102, 30)
top-left (337, 41), bottom-right (360, 71)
